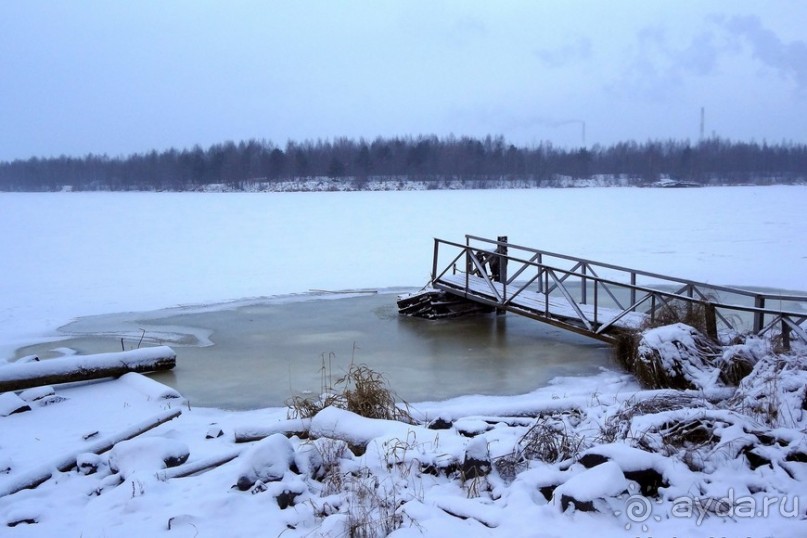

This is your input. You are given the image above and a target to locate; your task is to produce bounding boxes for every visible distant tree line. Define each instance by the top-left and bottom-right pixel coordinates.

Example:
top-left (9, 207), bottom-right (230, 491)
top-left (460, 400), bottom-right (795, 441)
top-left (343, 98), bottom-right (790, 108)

top-left (1, 135), bottom-right (805, 191)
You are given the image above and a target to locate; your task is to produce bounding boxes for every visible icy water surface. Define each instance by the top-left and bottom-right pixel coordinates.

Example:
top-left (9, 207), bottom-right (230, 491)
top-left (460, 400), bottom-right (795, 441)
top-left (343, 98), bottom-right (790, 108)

top-left (15, 291), bottom-right (614, 410)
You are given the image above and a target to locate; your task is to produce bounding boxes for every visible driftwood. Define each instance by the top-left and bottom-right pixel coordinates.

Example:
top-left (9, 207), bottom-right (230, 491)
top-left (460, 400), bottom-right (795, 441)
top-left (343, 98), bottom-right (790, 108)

top-left (0, 346), bottom-right (176, 392)
top-left (0, 408), bottom-right (181, 498)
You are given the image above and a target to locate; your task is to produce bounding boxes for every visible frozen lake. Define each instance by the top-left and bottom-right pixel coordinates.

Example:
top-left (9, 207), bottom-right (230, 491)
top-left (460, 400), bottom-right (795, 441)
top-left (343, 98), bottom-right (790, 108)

top-left (2, 186), bottom-right (805, 406)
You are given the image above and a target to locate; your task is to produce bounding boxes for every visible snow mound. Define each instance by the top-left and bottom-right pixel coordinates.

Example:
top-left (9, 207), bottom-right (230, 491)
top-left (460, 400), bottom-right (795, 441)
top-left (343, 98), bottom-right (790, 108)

top-left (236, 433), bottom-right (295, 491)
top-left (108, 437), bottom-right (189, 477)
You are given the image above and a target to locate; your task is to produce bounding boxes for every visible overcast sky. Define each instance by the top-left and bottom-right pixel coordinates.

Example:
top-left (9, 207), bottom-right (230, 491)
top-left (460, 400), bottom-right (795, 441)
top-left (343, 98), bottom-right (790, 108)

top-left (1, 1), bottom-right (806, 161)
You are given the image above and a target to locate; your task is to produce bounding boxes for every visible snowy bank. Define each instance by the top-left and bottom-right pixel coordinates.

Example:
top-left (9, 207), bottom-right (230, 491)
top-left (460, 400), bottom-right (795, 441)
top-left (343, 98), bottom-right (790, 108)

top-left (1, 329), bottom-right (806, 536)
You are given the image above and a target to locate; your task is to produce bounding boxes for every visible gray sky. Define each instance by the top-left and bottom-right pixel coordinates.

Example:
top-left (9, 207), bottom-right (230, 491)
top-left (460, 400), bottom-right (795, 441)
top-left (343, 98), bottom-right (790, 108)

top-left (1, 1), bottom-right (806, 161)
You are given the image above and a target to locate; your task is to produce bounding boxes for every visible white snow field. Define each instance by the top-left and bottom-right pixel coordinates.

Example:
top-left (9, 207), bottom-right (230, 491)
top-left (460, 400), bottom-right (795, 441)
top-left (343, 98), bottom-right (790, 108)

top-left (1, 186), bottom-right (806, 537)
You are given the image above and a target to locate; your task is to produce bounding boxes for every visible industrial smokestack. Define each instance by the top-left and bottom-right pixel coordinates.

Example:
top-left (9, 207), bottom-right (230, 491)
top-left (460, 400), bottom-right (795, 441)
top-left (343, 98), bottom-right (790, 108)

top-left (700, 107), bottom-right (705, 141)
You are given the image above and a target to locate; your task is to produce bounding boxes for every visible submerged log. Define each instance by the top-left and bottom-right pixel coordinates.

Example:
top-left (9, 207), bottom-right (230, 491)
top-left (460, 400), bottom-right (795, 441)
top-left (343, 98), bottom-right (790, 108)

top-left (0, 346), bottom-right (176, 392)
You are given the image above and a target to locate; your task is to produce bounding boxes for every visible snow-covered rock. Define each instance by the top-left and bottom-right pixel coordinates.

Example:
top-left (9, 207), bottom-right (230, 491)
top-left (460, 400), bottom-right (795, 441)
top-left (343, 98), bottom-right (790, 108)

top-left (0, 392), bottom-right (30, 417)
top-left (579, 443), bottom-right (683, 496)
top-left (235, 433), bottom-right (295, 491)
top-left (462, 436), bottom-right (491, 479)
top-left (553, 461), bottom-right (627, 512)
top-left (108, 437), bottom-right (189, 477)
top-left (293, 441), bottom-right (325, 480)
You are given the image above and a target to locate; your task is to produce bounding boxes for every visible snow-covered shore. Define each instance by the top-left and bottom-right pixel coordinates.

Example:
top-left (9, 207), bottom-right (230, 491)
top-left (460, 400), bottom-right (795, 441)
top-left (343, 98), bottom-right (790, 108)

top-left (1, 334), bottom-right (805, 536)
top-left (1, 187), bottom-right (806, 536)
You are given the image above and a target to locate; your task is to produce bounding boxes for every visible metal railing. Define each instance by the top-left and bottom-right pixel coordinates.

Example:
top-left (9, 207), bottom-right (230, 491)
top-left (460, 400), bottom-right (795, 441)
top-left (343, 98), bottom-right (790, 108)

top-left (431, 235), bottom-right (807, 347)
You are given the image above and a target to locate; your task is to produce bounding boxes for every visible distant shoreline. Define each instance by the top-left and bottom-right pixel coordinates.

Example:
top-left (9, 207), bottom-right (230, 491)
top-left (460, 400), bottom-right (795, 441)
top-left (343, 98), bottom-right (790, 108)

top-left (9, 176), bottom-right (806, 194)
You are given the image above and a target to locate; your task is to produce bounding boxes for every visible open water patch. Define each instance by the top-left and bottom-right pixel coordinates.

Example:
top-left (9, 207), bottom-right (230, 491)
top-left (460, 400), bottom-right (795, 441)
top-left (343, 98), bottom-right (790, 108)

top-left (14, 290), bottom-right (615, 410)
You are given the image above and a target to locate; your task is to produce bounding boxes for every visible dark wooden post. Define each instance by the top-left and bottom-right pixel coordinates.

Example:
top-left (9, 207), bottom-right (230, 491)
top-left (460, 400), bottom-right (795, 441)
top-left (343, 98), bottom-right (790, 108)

top-left (496, 236), bottom-right (508, 315)
top-left (781, 320), bottom-right (791, 351)
top-left (705, 303), bottom-right (718, 340)
top-left (432, 238), bottom-right (440, 281)
top-left (496, 236), bottom-right (508, 283)
top-left (753, 295), bottom-right (765, 334)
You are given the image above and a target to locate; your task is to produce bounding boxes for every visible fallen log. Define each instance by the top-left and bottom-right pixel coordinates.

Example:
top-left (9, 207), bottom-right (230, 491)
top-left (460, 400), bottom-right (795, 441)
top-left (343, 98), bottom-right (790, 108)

top-left (0, 346), bottom-right (176, 392)
top-left (0, 408), bottom-right (182, 498)
top-left (233, 418), bottom-right (312, 443)
top-left (156, 448), bottom-right (242, 480)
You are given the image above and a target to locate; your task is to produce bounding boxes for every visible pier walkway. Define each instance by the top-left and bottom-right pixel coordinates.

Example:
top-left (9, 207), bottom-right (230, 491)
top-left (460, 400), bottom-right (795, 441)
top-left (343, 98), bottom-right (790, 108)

top-left (426, 235), bottom-right (807, 347)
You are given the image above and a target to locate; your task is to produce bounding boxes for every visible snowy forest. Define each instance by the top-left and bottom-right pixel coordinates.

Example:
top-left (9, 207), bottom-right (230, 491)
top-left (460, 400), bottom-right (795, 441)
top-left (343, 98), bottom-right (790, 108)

top-left (1, 135), bottom-right (806, 191)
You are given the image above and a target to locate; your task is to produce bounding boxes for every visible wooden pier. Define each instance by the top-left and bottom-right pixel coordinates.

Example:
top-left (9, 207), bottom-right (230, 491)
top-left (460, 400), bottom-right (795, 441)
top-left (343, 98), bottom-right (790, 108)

top-left (401, 235), bottom-right (807, 348)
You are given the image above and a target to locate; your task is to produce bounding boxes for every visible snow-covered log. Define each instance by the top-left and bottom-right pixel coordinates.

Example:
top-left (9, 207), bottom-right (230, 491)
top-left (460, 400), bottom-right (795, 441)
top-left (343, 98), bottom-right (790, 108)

top-left (0, 346), bottom-right (176, 392)
top-left (233, 418), bottom-right (311, 443)
top-left (118, 372), bottom-right (182, 400)
top-left (309, 406), bottom-right (436, 448)
top-left (156, 448), bottom-right (242, 480)
top-left (0, 408), bottom-right (181, 498)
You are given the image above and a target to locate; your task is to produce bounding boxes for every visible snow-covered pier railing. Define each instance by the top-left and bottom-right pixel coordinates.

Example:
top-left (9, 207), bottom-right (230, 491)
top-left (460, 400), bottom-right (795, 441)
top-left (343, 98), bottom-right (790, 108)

top-left (0, 346), bottom-right (177, 392)
top-left (423, 235), bottom-right (807, 347)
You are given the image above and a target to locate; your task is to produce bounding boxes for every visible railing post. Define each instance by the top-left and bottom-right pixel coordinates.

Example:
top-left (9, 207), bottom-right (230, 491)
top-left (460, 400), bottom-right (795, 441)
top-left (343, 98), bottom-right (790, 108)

top-left (464, 246), bottom-right (471, 292)
top-left (581, 264), bottom-right (587, 304)
top-left (686, 284), bottom-right (694, 321)
top-left (432, 238), bottom-right (439, 283)
top-left (593, 280), bottom-right (598, 324)
top-left (630, 272), bottom-right (637, 311)
top-left (537, 253), bottom-right (543, 293)
top-left (754, 295), bottom-right (765, 333)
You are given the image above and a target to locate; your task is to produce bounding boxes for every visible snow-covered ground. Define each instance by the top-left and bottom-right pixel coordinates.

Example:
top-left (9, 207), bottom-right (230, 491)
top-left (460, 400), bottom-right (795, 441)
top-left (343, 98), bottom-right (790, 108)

top-left (1, 186), bottom-right (806, 537)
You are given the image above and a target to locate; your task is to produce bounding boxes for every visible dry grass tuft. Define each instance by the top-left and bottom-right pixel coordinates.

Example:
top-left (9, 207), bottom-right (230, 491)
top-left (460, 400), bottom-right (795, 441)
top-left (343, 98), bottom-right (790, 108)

top-left (344, 472), bottom-right (406, 538)
top-left (337, 364), bottom-right (413, 423)
top-left (643, 297), bottom-right (716, 339)
top-left (288, 360), bottom-right (413, 424)
top-left (599, 393), bottom-right (706, 443)
top-left (612, 330), bottom-right (641, 372)
top-left (516, 417), bottom-right (585, 464)
top-left (616, 324), bottom-right (722, 390)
